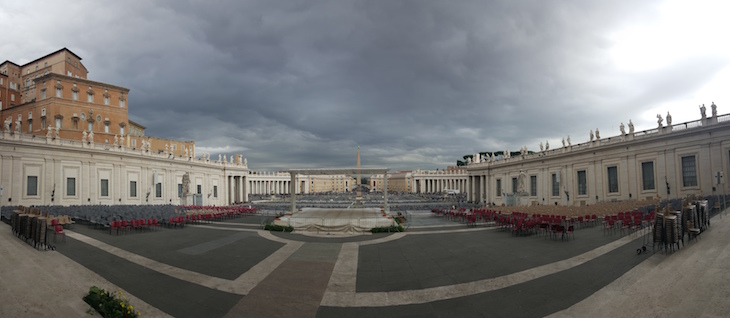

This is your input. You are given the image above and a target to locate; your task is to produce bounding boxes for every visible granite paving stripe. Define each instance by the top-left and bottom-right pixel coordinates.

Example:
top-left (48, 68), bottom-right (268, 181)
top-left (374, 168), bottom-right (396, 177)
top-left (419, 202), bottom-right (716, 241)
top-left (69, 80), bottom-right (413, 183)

top-left (70, 225), bottom-right (284, 280)
top-left (316, 234), bottom-right (649, 318)
top-left (356, 225), bottom-right (621, 292)
top-left (225, 257), bottom-right (337, 318)
top-left (321, 232), bottom-right (637, 307)
top-left (56, 234), bottom-right (242, 318)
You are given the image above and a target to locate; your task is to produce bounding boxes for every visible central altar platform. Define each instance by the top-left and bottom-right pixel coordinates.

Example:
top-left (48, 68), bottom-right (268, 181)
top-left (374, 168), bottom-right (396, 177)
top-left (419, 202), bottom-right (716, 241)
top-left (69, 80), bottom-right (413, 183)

top-left (273, 207), bottom-right (396, 233)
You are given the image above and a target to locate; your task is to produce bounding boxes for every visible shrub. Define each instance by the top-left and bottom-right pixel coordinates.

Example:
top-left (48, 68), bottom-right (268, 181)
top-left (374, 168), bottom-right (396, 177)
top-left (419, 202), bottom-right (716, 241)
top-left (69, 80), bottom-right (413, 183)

top-left (264, 224), bottom-right (294, 232)
top-left (370, 225), bottom-right (404, 233)
top-left (83, 286), bottom-right (139, 318)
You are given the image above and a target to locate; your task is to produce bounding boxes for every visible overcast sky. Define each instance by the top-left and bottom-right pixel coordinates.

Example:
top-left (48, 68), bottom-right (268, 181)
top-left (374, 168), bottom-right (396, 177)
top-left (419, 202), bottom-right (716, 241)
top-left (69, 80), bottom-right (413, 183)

top-left (2, 0), bottom-right (728, 171)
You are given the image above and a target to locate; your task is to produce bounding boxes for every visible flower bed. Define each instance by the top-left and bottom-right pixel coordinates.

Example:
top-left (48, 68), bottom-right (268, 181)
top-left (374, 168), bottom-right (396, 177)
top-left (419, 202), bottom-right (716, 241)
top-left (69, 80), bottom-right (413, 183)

top-left (83, 286), bottom-right (139, 317)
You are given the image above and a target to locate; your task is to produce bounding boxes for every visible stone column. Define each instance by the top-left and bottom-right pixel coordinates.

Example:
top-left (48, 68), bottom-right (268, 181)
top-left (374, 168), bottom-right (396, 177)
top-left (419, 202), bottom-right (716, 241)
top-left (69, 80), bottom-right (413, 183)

top-left (290, 173), bottom-right (296, 213)
top-left (384, 173), bottom-right (389, 212)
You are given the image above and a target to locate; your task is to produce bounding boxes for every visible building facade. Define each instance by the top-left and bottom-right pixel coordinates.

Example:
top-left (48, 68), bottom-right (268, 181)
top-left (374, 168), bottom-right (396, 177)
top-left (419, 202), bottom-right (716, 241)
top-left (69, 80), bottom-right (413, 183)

top-left (0, 131), bottom-right (248, 207)
top-left (466, 111), bottom-right (730, 206)
top-left (1, 48), bottom-right (194, 157)
top-left (369, 167), bottom-right (467, 193)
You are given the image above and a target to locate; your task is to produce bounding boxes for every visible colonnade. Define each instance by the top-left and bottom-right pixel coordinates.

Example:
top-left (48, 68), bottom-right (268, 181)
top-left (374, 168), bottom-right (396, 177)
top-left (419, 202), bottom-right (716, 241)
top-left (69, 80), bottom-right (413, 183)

top-left (248, 179), bottom-right (292, 195)
top-left (226, 175), bottom-right (248, 204)
top-left (414, 177), bottom-right (467, 193)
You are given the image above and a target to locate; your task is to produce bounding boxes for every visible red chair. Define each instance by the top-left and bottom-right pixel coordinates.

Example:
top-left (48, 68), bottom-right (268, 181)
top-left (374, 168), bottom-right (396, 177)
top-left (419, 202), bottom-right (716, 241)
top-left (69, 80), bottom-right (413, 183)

top-left (121, 220), bottom-right (132, 233)
top-left (556, 225), bottom-right (566, 240)
top-left (148, 218), bottom-right (160, 230)
top-left (565, 225), bottom-right (574, 240)
top-left (138, 219), bottom-right (149, 231)
top-left (52, 219), bottom-right (65, 242)
top-left (110, 220), bottom-right (120, 235)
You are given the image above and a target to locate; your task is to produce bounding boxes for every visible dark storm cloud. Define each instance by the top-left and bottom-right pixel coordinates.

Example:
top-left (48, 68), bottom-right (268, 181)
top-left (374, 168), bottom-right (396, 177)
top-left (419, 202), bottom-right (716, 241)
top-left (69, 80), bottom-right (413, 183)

top-left (3, 0), bottom-right (727, 171)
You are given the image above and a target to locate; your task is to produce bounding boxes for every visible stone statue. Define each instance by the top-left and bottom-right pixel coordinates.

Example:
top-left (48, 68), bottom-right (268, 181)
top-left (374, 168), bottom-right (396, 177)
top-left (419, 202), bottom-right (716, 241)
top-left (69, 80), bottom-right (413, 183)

top-left (88, 130), bottom-right (94, 142)
top-left (230, 156), bottom-right (234, 164)
top-left (54, 126), bottom-right (60, 139)
top-left (15, 120), bottom-right (21, 133)
top-left (595, 128), bottom-right (600, 140)
top-left (46, 126), bottom-right (53, 138)
top-left (628, 120), bottom-right (635, 134)
top-left (491, 152), bottom-right (495, 161)
top-left (666, 112), bottom-right (672, 125)
top-left (589, 129), bottom-right (594, 141)
top-left (700, 104), bottom-right (706, 119)
top-left (244, 157), bottom-right (248, 167)
top-left (181, 173), bottom-right (191, 196)
top-left (562, 137), bottom-right (566, 147)
top-left (620, 122), bottom-right (626, 135)
top-left (185, 147), bottom-right (189, 157)
top-left (656, 113), bottom-right (663, 127)
top-left (119, 135), bottom-right (124, 147)
top-left (236, 154), bottom-right (242, 165)
top-left (141, 139), bottom-right (146, 149)
top-left (3, 117), bottom-right (11, 131)
top-left (711, 102), bottom-right (717, 117)
top-left (165, 143), bottom-right (169, 153)
top-left (466, 157), bottom-right (472, 164)
top-left (223, 154), bottom-right (227, 163)
top-left (516, 170), bottom-right (527, 194)
top-left (82, 130), bottom-right (88, 143)
top-left (147, 138), bottom-right (152, 151)
top-left (539, 142), bottom-right (544, 152)
top-left (114, 135), bottom-right (119, 146)
top-left (545, 140), bottom-right (549, 150)
top-left (567, 135), bottom-right (571, 146)
top-left (218, 154), bottom-right (222, 162)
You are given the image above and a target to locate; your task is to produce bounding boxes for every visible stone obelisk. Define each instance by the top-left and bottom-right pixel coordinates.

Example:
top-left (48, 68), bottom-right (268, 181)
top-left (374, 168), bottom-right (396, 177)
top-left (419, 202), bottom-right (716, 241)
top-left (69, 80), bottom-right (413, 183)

top-left (355, 146), bottom-right (362, 206)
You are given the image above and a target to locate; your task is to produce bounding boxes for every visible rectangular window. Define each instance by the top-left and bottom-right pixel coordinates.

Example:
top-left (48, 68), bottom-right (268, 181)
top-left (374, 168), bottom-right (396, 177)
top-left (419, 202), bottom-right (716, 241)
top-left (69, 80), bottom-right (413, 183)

top-left (197, 185), bottom-right (202, 194)
top-left (27, 176), bottom-right (38, 196)
top-left (11, 94), bottom-right (14, 102)
top-left (120, 127), bottom-right (124, 135)
top-left (551, 173), bottom-right (559, 196)
top-left (681, 156), bottom-right (698, 187)
top-left (67, 178), bottom-right (76, 196)
top-left (41, 118), bottom-right (46, 129)
top-left (213, 185), bottom-right (218, 198)
top-left (41, 89), bottom-right (46, 99)
top-left (496, 179), bottom-right (502, 197)
top-left (120, 99), bottom-right (125, 108)
top-left (104, 123), bottom-right (109, 133)
top-left (642, 162), bottom-right (655, 190)
top-left (104, 96), bottom-right (109, 105)
top-left (100, 179), bottom-right (109, 197)
top-left (55, 118), bottom-right (61, 129)
top-left (178, 183), bottom-right (183, 197)
top-left (577, 170), bottom-right (587, 195)
top-left (88, 122), bottom-right (93, 131)
top-left (28, 121), bottom-right (32, 132)
top-left (88, 94), bottom-right (93, 103)
top-left (155, 183), bottom-right (162, 198)
top-left (72, 91), bottom-right (78, 100)
top-left (530, 175), bottom-right (537, 196)
top-left (56, 88), bottom-right (61, 98)
top-left (511, 177), bottom-right (518, 193)
top-left (130, 181), bottom-right (137, 197)
top-left (132, 140), bottom-right (136, 147)
top-left (607, 166), bottom-right (619, 193)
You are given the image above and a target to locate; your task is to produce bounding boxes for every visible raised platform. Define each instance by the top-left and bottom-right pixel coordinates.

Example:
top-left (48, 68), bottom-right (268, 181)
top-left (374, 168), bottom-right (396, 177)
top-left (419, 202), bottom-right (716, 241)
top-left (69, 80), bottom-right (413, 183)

top-left (273, 207), bottom-right (396, 233)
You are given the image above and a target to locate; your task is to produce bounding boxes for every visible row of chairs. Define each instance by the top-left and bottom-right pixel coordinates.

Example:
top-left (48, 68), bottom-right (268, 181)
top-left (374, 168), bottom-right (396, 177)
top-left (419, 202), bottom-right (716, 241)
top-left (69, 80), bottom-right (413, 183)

top-left (109, 218), bottom-right (162, 235)
top-left (603, 211), bottom-right (655, 236)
